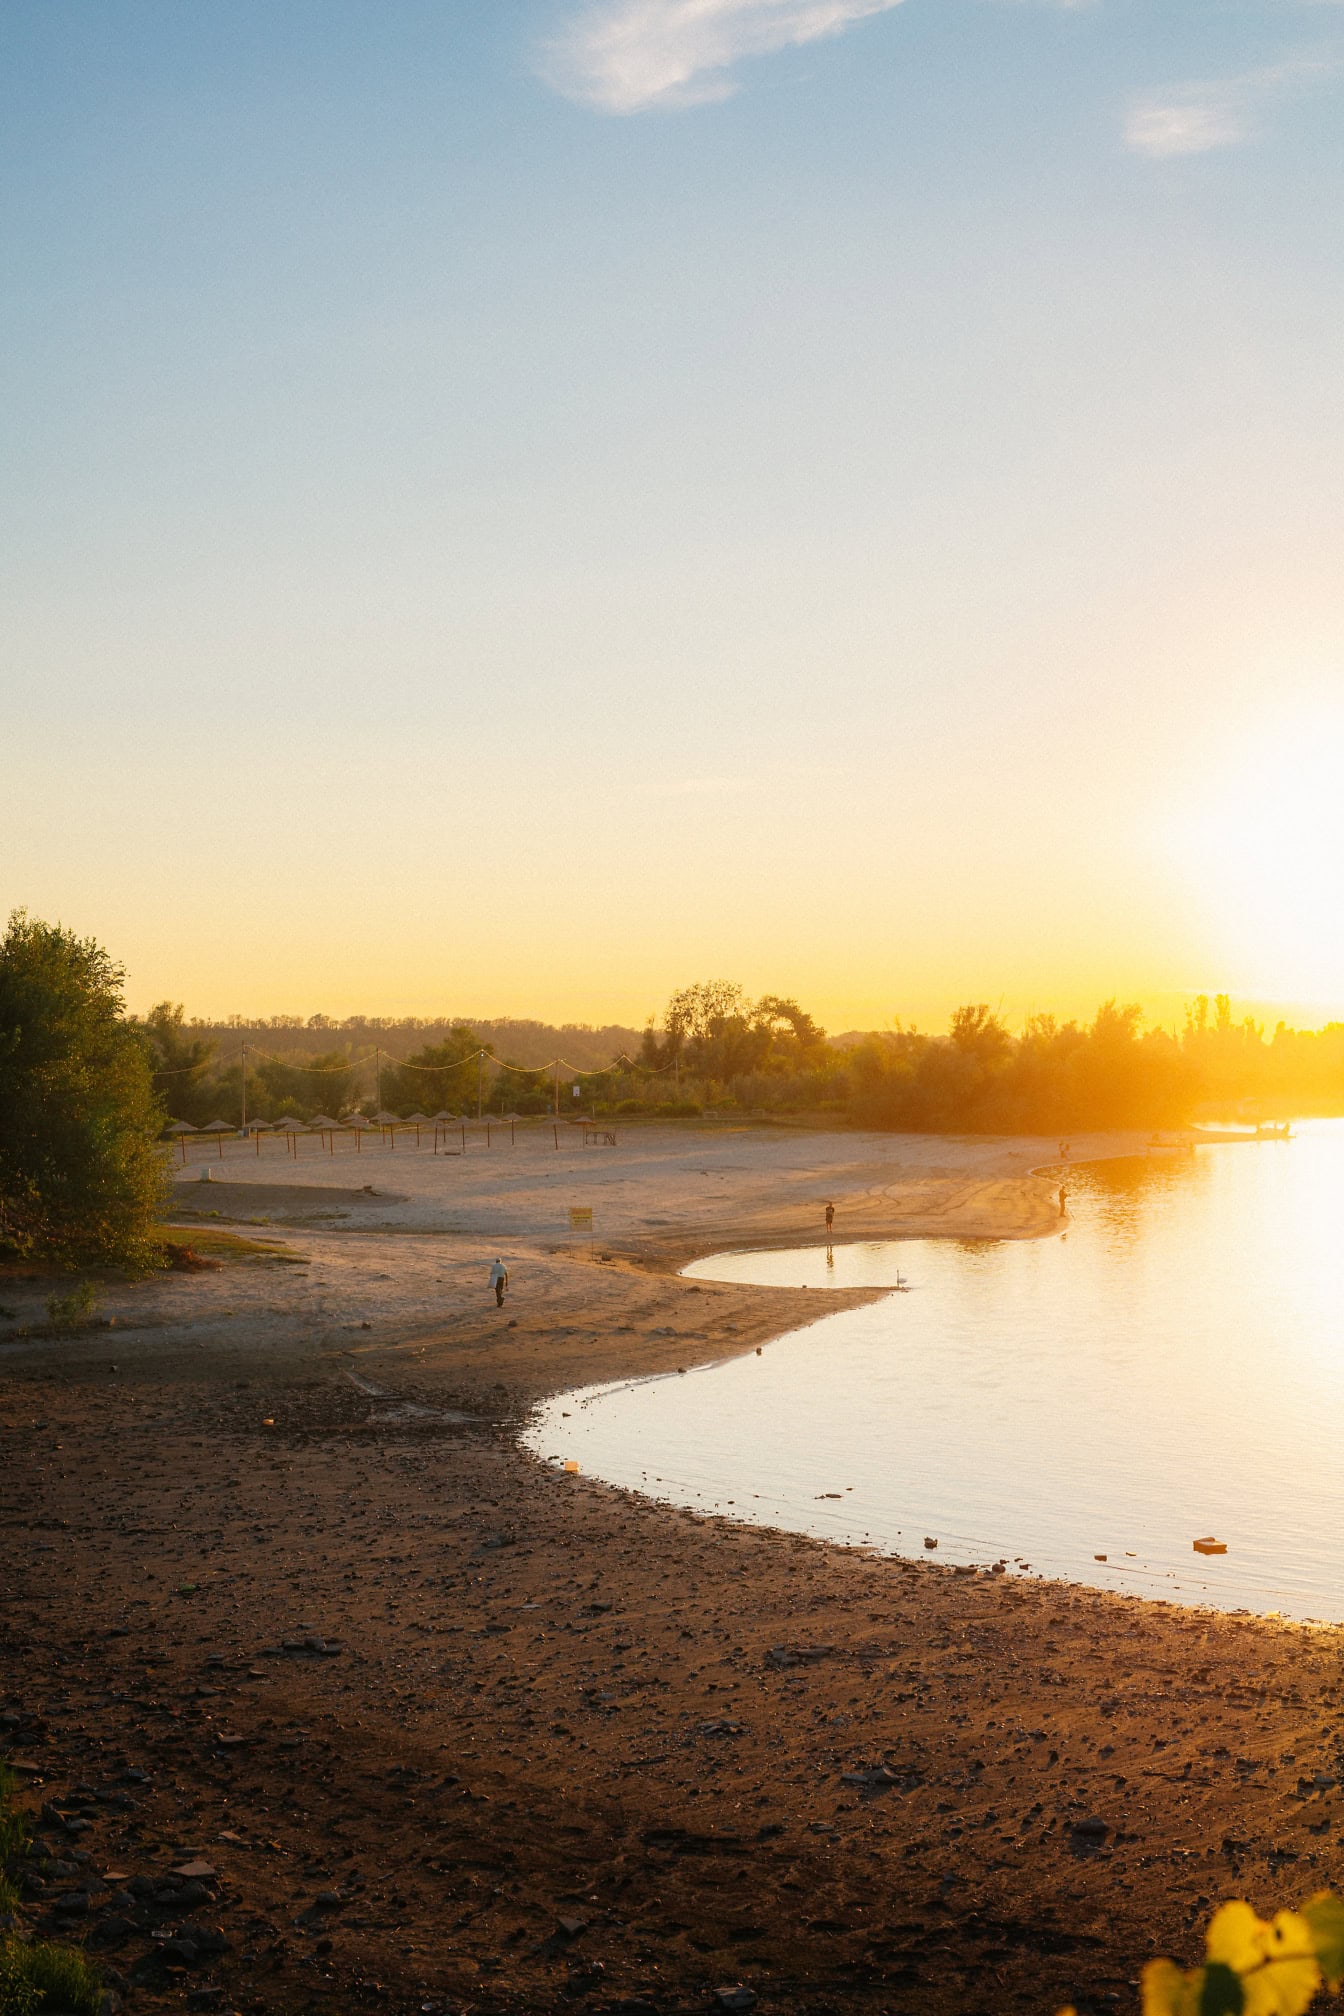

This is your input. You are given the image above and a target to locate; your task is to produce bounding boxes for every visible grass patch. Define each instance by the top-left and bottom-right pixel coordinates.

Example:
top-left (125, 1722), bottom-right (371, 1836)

top-left (0, 1763), bottom-right (100, 2016)
top-left (0, 1938), bottom-right (102, 2016)
top-left (159, 1226), bottom-right (307, 1263)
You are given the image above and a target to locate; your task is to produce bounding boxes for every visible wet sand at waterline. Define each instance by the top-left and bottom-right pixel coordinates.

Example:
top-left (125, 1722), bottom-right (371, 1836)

top-left (3, 1123), bottom-right (1337, 2016)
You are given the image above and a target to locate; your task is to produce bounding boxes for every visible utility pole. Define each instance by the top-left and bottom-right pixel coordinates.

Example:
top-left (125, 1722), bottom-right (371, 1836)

top-left (375, 1047), bottom-right (382, 1111)
top-left (554, 1059), bottom-right (560, 1118)
top-left (477, 1050), bottom-right (483, 1122)
top-left (240, 1041), bottom-right (247, 1135)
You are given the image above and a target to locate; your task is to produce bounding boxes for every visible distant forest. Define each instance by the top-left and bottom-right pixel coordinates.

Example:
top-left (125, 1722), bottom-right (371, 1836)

top-left (138, 986), bottom-right (1344, 1134)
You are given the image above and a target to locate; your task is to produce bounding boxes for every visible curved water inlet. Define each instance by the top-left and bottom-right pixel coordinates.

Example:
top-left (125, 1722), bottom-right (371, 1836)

top-left (525, 1124), bottom-right (1344, 1619)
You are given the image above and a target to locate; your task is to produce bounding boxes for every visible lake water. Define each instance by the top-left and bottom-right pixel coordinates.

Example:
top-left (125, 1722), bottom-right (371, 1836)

top-left (524, 1122), bottom-right (1344, 1620)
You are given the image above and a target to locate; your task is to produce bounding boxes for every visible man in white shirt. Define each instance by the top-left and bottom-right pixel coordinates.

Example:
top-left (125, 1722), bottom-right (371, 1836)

top-left (489, 1257), bottom-right (509, 1307)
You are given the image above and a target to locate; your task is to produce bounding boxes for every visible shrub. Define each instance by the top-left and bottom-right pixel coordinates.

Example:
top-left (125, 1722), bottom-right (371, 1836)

top-left (0, 1939), bottom-right (102, 2016)
top-left (44, 1282), bottom-right (99, 1332)
top-left (0, 913), bottom-right (169, 1272)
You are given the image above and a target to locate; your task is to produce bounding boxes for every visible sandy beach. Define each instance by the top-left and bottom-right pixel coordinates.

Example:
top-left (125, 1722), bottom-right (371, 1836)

top-left (3, 1122), bottom-right (1337, 2016)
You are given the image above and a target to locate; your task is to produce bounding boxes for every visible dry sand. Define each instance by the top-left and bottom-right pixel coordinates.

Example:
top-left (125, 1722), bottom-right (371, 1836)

top-left (3, 1122), bottom-right (1338, 2016)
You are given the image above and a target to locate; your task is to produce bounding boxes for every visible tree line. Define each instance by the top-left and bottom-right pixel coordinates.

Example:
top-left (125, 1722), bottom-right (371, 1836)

top-left (135, 981), bottom-right (1344, 1134)
top-left (5, 912), bottom-right (1344, 1270)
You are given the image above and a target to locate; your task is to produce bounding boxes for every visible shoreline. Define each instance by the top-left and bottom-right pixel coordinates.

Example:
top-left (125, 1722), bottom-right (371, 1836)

top-left (3, 1125), bottom-right (1329, 2016)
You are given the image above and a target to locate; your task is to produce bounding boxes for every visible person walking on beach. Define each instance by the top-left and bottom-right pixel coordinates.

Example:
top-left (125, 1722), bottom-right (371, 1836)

top-left (1058, 1186), bottom-right (1067, 1217)
top-left (825, 1200), bottom-right (835, 1237)
top-left (489, 1257), bottom-right (509, 1307)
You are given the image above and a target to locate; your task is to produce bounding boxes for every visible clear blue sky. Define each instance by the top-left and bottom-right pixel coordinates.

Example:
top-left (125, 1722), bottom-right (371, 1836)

top-left (4, 1), bottom-right (1344, 1028)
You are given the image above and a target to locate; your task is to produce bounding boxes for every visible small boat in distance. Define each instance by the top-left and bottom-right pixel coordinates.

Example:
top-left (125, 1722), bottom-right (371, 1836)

top-left (1254, 1122), bottom-right (1292, 1140)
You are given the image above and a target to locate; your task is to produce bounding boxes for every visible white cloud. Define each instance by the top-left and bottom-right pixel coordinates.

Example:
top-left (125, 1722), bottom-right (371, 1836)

top-left (1125, 56), bottom-right (1328, 158)
top-left (543, 0), bottom-right (907, 114)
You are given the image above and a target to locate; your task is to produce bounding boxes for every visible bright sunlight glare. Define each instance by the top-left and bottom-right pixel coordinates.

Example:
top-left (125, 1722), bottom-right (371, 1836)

top-left (1170, 709), bottom-right (1344, 1007)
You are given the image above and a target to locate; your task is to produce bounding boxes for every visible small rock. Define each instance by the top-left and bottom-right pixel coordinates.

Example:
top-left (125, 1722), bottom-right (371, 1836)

top-left (713, 1989), bottom-right (758, 2013)
top-left (88, 1915), bottom-right (134, 1950)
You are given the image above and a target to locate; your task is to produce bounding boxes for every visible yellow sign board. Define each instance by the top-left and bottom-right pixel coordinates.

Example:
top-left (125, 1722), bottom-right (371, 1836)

top-left (569, 1206), bottom-right (593, 1231)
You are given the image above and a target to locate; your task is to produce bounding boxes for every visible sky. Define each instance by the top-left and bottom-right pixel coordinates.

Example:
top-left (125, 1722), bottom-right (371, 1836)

top-left (4, 0), bottom-right (1344, 1035)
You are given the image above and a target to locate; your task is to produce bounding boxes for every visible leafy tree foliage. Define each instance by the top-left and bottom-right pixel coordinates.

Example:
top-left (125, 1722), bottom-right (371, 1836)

top-left (253, 1048), bottom-right (358, 1119)
top-left (138, 1000), bottom-right (218, 1126)
top-left (847, 999), bottom-right (1193, 1132)
top-left (1123, 1888), bottom-right (1344, 2016)
top-left (644, 982), bottom-right (830, 1086)
top-left (0, 913), bottom-right (168, 1271)
top-left (380, 1025), bottom-right (490, 1114)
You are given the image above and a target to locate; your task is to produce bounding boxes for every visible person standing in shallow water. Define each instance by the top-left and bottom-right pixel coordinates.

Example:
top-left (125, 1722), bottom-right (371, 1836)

top-left (824, 1201), bottom-right (835, 1237)
top-left (489, 1257), bottom-right (509, 1306)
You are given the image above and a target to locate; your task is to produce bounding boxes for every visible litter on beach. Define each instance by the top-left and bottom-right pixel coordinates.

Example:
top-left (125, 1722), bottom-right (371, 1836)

top-left (1193, 1536), bottom-right (1228, 1555)
top-left (564, 1459), bottom-right (580, 1474)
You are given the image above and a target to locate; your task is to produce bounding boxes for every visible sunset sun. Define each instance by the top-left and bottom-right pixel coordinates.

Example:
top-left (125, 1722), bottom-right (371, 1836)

top-left (1171, 710), bottom-right (1344, 1006)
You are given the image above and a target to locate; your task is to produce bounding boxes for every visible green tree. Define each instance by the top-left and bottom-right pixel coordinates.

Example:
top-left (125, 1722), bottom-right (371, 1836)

top-left (138, 1001), bottom-right (217, 1126)
top-left (0, 912), bottom-right (169, 1271)
top-left (380, 1026), bottom-right (487, 1113)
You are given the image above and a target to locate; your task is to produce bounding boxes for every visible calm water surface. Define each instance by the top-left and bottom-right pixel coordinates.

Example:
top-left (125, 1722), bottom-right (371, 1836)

top-left (524, 1123), bottom-right (1344, 1619)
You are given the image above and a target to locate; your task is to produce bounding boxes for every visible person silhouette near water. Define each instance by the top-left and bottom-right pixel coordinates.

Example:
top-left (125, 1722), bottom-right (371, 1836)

top-left (489, 1257), bottom-right (509, 1306)
top-left (1058, 1186), bottom-right (1067, 1216)
top-left (825, 1201), bottom-right (835, 1236)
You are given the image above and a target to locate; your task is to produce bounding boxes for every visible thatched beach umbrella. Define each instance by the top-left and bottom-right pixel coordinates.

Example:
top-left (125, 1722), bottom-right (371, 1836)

top-left (403, 1111), bottom-right (430, 1146)
top-left (371, 1108), bottom-right (399, 1148)
top-left (249, 1116), bottom-right (273, 1156)
top-left (310, 1113), bottom-right (340, 1155)
top-left (201, 1118), bottom-right (233, 1161)
top-left (273, 1116), bottom-right (307, 1159)
top-left (343, 1112), bottom-right (374, 1153)
top-left (165, 1119), bottom-right (197, 1165)
top-left (432, 1110), bottom-right (455, 1155)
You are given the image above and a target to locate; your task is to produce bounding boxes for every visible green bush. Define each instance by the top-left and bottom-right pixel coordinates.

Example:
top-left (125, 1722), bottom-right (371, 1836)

top-left (0, 1939), bottom-right (101, 2016)
top-left (44, 1282), bottom-right (99, 1332)
top-left (0, 912), bottom-right (169, 1272)
top-left (0, 1761), bottom-right (100, 2016)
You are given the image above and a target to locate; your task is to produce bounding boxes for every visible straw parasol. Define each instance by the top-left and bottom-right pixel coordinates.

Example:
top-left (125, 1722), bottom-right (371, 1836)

top-left (273, 1116), bottom-right (307, 1159)
top-left (343, 1112), bottom-right (374, 1151)
top-left (165, 1118), bottom-right (197, 1163)
top-left (404, 1111), bottom-right (429, 1145)
top-left (201, 1118), bottom-right (232, 1161)
top-left (310, 1113), bottom-right (340, 1155)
